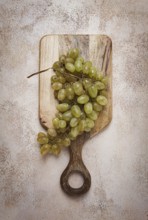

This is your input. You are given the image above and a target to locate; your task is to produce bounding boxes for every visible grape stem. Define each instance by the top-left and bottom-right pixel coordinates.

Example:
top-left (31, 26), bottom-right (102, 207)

top-left (27, 67), bottom-right (53, 78)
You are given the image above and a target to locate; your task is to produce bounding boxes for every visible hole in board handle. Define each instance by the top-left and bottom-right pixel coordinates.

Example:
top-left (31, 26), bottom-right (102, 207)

top-left (68, 172), bottom-right (84, 189)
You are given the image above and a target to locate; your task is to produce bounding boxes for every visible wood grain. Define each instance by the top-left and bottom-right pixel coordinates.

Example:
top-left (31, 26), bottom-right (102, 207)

top-left (39, 35), bottom-right (112, 196)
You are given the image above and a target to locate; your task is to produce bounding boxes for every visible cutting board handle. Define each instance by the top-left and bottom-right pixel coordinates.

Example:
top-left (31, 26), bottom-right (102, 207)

top-left (60, 133), bottom-right (91, 196)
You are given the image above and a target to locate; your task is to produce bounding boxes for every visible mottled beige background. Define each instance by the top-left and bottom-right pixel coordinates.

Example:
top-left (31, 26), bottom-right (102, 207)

top-left (0, 0), bottom-right (148, 220)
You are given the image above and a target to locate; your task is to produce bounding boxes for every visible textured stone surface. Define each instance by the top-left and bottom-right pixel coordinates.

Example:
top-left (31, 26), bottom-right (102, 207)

top-left (0, 0), bottom-right (148, 220)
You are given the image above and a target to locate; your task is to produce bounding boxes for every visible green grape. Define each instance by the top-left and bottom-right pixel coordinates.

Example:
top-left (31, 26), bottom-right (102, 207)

top-left (37, 132), bottom-right (46, 138)
top-left (40, 144), bottom-right (52, 156)
top-left (85, 118), bottom-right (95, 129)
top-left (75, 60), bottom-right (83, 72)
top-left (78, 119), bottom-right (86, 132)
top-left (59, 120), bottom-right (67, 128)
top-left (84, 102), bottom-right (93, 114)
top-left (82, 78), bottom-right (92, 90)
top-left (52, 61), bottom-right (61, 70)
top-left (58, 76), bottom-right (66, 84)
top-left (70, 118), bottom-right (79, 127)
top-left (67, 48), bottom-right (79, 59)
top-left (56, 138), bottom-right (65, 148)
top-left (65, 63), bottom-right (75, 73)
top-left (47, 128), bottom-right (57, 137)
top-left (71, 105), bottom-right (81, 118)
top-left (73, 82), bottom-right (84, 96)
top-left (56, 103), bottom-right (70, 112)
top-left (83, 64), bottom-right (90, 75)
top-left (66, 86), bottom-right (75, 100)
top-left (52, 117), bottom-right (60, 129)
top-left (84, 127), bottom-right (91, 132)
top-left (96, 95), bottom-right (108, 106)
top-left (69, 126), bottom-right (79, 138)
top-left (58, 67), bottom-right (65, 74)
top-left (62, 110), bottom-right (72, 121)
top-left (77, 94), bottom-right (89, 104)
top-left (52, 144), bottom-right (61, 156)
top-left (100, 90), bottom-right (108, 97)
top-left (51, 75), bottom-right (59, 83)
top-left (88, 85), bottom-right (98, 98)
top-left (101, 76), bottom-right (108, 86)
top-left (63, 137), bottom-right (71, 147)
top-left (37, 136), bottom-right (49, 145)
top-left (84, 61), bottom-right (92, 67)
top-left (52, 82), bottom-right (63, 91)
top-left (87, 110), bottom-right (98, 121)
top-left (80, 111), bottom-right (86, 119)
top-left (93, 102), bottom-right (103, 112)
top-left (89, 66), bottom-right (97, 78)
top-left (65, 57), bottom-right (75, 64)
top-left (59, 55), bottom-right (66, 64)
top-left (76, 56), bottom-right (84, 63)
top-left (95, 81), bottom-right (105, 90)
top-left (57, 89), bottom-right (66, 101)
top-left (95, 72), bottom-right (103, 80)
top-left (55, 112), bottom-right (63, 119)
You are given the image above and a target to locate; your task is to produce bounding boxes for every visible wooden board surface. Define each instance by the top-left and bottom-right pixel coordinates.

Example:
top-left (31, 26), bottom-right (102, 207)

top-left (39, 35), bottom-right (112, 137)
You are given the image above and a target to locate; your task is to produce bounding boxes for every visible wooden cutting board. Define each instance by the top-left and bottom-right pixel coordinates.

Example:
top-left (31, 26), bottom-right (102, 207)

top-left (39, 35), bottom-right (112, 196)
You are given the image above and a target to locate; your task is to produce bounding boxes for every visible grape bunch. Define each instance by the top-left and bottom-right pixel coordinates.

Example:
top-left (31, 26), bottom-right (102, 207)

top-left (37, 48), bottom-right (108, 156)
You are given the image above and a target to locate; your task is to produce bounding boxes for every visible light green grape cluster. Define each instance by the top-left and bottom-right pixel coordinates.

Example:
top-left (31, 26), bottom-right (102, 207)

top-left (37, 48), bottom-right (108, 156)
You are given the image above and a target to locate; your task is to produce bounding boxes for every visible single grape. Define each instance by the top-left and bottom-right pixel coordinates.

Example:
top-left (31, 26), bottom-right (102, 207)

top-left (71, 105), bottom-right (81, 118)
top-left (52, 144), bottom-right (61, 156)
top-left (84, 127), bottom-right (91, 132)
top-left (37, 136), bottom-right (49, 145)
top-left (59, 55), bottom-right (66, 64)
top-left (83, 64), bottom-right (90, 75)
top-left (96, 95), bottom-right (108, 106)
top-left (69, 126), bottom-right (79, 138)
top-left (57, 89), bottom-right (66, 101)
top-left (70, 117), bottom-right (79, 127)
top-left (47, 128), bottom-right (57, 137)
top-left (56, 103), bottom-right (70, 112)
top-left (76, 56), bottom-right (84, 63)
top-left (52, 117), bottom-right (60, 129)
top-left (52, 82), bottom-right (63, 91)
top-left (75, 60), bottom-right (83, 72)
top-left (62, 110), bottom-right (72, 121)
top-left (65, 63), bottom-right (75, 73)
top-left (78, 119), bottom-right (86, 132)
top-left (58, 76), bottom-right (66, 84)
top-left (77, 94), bottom-right (89, 104)
top-left (85, 118), bottom-right (95, 128)
top-left (89, 66), bottom-right (97, 78)
top-left (100, 90), bottom-right (108, 97)
top-left (101, 76), bottom-right (108, 85)
top-left (84, 61), bottom-right (92, 67)
top-left (58, 67), bottom-right (65, 74)
top-left (73, 82), bottom-right (84, 96)
top-left (88, 85), bottom-right (98, 98)
top-left (87, 110), bottom-right (98, 121)
top-left (95, 72), bottom-right (103, 80)
top-left (40, 144), bottom-right (52, 156)
top-left (52, 61), bottom-right (61, 70)
top-left (66, 86), bottom-right (75, 100)
top-left (55, 112), bottom-right (63, 119)
top-left (95, 81), bottom-right (105, 90)
top-left (51, 75), bottom-right (59, 83)
top-left (59, 120), bottom-right (67, 128)
top-left (67, 48), bottom-right (79, 59)
top-left (84, 102), bottom-right (93, 114)
top-left (82, 78), bottom-right (92, 90)
top-left (65, 57), bottom-right (75, 64)
top-left (63, 137), bottom-right (71, 147)
top-left (37, 132), bottom-right (46, 138)
top-left (93, 102), bottom-right (103, 112)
